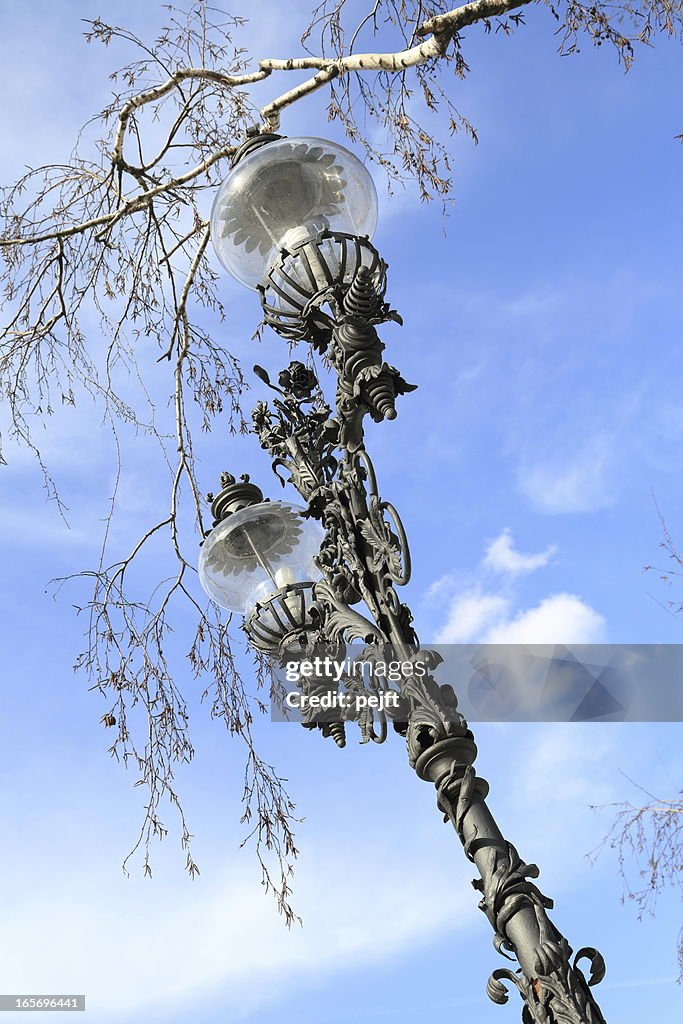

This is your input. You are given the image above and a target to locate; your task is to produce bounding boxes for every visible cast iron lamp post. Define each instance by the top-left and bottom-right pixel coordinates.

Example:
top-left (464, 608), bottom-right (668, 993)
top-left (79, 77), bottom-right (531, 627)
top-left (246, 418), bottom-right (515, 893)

top-left (199, 130), bottom-right (609, 1023)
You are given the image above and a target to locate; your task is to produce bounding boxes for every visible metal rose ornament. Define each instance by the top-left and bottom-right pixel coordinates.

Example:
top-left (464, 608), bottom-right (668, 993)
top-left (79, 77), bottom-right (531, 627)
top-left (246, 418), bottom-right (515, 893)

top-left (277, 361), bottom-right (317, 401)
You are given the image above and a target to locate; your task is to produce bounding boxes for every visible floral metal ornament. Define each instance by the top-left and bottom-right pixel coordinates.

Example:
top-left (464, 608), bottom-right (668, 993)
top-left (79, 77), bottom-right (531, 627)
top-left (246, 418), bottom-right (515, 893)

top-left (277, 361), bottom-right (317, 400)
top-left (251, 362), bottom-right (338, 505)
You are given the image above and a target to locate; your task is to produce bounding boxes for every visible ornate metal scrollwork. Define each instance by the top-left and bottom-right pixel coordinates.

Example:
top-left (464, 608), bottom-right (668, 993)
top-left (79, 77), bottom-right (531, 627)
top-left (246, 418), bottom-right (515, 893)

top-left (487, 944), bottom-right (607, 1024)
top-left (258, 230), bottom-right (390, 349)
top-left (245, 239), bottom-right (609, 1024)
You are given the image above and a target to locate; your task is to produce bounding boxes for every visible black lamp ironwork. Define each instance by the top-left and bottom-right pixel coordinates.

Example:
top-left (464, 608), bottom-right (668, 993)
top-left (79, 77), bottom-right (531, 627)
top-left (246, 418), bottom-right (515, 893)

top-left (199, 134), bottom-right (609, 1024)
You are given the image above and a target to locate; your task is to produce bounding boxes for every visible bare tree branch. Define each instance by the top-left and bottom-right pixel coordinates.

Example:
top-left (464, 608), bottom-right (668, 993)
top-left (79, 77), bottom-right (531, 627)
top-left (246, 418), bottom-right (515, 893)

top-left (590, 772), bottom-right (683, 979)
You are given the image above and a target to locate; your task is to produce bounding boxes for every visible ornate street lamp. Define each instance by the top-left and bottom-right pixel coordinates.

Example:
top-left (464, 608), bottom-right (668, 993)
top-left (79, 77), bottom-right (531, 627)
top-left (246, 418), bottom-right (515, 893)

top-left (200, 131), bottom-right (608, 1024)
top-left (199, 472), bottom-right (324, 652)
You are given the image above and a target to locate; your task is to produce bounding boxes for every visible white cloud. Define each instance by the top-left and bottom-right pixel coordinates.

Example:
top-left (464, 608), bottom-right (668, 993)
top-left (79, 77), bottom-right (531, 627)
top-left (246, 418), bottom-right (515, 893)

top-left (482, 592), bottom-right (607, 644)
top-left (483, 528), bottom-right (556, 576)
top-left (435, 588), bottom-right (605, 644)
top-left (431, 528), bottom-right (606, 644)
top-left (435, 590), bottom-right (510, 643)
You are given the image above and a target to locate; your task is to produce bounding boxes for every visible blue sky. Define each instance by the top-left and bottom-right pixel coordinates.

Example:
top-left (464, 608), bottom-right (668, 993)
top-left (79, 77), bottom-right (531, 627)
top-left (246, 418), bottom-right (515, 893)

top-left (0, 1), bottom-right (682, 1021)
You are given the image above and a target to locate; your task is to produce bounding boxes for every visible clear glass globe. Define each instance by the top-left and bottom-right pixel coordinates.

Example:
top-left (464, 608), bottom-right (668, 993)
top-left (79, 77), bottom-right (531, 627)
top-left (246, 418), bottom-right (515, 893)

top-left (211, 137), bottom-right (378, 289)
top-left (198, 500), bottom-right (324, 615)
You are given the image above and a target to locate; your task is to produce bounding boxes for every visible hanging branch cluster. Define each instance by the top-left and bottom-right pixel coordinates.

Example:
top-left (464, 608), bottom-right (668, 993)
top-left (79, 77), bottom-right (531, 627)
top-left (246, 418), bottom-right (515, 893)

top-left (591, 776), bottom-right (683, 979)
top-left (1, 0), bottom-right (682, 920)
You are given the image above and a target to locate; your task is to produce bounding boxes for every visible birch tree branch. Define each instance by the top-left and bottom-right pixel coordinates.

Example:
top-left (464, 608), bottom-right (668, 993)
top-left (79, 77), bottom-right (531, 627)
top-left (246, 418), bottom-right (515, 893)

top-left (259, 0), bottom-right (534, 126)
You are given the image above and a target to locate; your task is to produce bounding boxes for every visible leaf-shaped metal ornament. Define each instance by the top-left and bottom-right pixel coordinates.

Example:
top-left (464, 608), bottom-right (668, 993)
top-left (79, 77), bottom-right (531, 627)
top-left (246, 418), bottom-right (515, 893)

top-left (253, 363), bottom-right (273, 388)
top-left (574, 948), bottom-right (606, 987)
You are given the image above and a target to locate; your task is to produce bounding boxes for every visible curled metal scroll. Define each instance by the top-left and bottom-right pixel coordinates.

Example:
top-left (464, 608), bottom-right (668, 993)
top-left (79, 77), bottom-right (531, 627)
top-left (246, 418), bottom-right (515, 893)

top-left (352, 447), bottom-right (378, 497)
top-left (379, 500), bottom-right (411, 586)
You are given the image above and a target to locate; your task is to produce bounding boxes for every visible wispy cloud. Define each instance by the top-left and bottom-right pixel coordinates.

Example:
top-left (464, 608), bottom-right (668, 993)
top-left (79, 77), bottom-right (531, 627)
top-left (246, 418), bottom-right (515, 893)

top-left (0, 506), bottom-right (95, 550)
top-left (483, 527), bottom-right (556, 576)
top-left (0, 812), bottom-right (475, 1021)
top-left (517, 435), bottom-right (616, 515)
top-left (498, 724), bottom-right (620, 869)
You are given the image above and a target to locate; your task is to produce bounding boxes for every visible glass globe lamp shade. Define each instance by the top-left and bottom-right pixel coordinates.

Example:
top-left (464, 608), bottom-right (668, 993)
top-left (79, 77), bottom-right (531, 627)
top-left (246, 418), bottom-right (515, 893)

top-left (211, 137), bottom-right (378, 289)
top-left (198, 500), bottom-right (324, 616)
